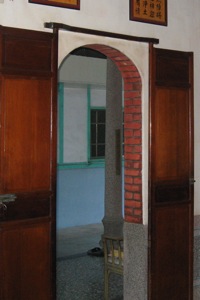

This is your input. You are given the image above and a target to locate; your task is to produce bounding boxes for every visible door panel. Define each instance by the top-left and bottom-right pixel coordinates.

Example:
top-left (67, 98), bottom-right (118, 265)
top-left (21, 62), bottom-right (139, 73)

top-left (0, 25), bottom-right (52, 75)
top-left (149, 47), bottom-right (194, 299)
top-left (154, 88), bottom-right (189, 181)
top-left (0, 26), bottom-right (57, 299)
top-left (1, 78), bottom-right (51, 192)
top-left (152, 205), bottom-right (192, 299)
top-left (0, 220), bottom-right (51, 300)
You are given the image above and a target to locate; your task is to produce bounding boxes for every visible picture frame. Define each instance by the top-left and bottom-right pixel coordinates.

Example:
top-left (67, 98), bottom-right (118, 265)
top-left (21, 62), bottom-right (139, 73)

top-left (29, 0), bottom-right (80, 10)
top-left (130, 0), bottom-right (167, 26)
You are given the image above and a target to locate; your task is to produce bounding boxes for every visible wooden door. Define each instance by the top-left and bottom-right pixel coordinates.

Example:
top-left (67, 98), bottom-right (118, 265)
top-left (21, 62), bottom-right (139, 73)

top-left (0, 26), bottom-right (57, 300)
top-left (149, 47), bottom-right (194, 299)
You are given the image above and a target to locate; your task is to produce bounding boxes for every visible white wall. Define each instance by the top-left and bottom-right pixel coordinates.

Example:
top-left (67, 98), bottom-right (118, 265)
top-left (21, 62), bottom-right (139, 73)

top-left (0, 0), bottom-right (194, 52)
top-left (0, 0), bottom-right (200, 220)
top-left (59, 82), bottom-right (106, 164)
top-left (63, 85), bottom-right (88, 163)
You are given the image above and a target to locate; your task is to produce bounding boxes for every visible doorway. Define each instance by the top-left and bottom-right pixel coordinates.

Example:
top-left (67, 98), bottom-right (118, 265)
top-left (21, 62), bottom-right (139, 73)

top-left (0, 25), bottom-right (194, 300)
top-left (56, 44), bottom-right (143, 299)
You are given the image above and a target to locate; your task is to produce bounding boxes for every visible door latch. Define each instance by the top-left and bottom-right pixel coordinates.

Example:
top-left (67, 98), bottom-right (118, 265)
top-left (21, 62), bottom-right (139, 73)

top-left (189, 178), bottom-right (196, 185)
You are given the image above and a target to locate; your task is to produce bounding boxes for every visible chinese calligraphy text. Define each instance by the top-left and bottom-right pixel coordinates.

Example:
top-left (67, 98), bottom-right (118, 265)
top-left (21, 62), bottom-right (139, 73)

top-left (130, 0), bottom-right (167, 26)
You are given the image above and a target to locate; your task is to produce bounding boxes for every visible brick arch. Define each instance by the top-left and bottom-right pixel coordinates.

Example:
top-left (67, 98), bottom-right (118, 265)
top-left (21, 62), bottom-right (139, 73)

top-left (85, 44), bottom-right (143, 224)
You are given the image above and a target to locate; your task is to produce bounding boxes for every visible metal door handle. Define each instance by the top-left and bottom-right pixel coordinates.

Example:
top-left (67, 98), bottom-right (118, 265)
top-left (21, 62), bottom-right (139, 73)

top-left (0, 194), bottom-right (17, 204)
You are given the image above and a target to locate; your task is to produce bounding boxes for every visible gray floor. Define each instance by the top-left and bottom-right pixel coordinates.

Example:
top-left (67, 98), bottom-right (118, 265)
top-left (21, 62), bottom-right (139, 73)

top-left (57, 223), bottom-right (103, 259)
top-left (194, 287), bottom-right (200, 300)
top-left (57, 224), bottom-right (200, 300)
top-left (56, 223), bottom-right (123, 300)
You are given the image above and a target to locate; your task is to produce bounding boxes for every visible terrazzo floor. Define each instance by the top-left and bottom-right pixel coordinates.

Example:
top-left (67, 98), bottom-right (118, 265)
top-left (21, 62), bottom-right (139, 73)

top-left (56, 223), bottom-right (200, 300)
top-left (56, 223), bottom-right (123, 300)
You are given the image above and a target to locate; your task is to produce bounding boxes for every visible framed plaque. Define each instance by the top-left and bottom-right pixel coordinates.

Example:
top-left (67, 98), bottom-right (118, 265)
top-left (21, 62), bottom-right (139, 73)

top-left (29, 0), bottom-right (80, 10)
top-left (130, 0), bottom-right (167, 26)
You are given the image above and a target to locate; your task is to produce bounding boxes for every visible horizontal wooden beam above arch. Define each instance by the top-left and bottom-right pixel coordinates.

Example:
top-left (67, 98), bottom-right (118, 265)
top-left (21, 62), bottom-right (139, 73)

top-left (44, 22), bottom-right (159, 45)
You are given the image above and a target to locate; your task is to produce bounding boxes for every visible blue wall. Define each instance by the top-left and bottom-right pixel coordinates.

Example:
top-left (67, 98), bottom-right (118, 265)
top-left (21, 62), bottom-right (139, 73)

top-left (56, 167), bottom-right (105, 229)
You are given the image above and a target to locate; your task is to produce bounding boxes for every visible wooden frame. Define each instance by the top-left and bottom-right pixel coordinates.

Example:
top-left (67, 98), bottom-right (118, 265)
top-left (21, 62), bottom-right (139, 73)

top-left (103, 236), bottom-right (123, 300)
top-left (29, 0), bottom-right (80, 10)
top-left (130, 0), bottom-right (167, 26)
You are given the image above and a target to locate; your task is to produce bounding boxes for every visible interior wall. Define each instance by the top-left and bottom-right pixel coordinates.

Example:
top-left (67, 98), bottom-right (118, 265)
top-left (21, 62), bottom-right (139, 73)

top-left (57, 168), bottom-right (105, 228)
top-left (57, 61), bottom-right (107, 228)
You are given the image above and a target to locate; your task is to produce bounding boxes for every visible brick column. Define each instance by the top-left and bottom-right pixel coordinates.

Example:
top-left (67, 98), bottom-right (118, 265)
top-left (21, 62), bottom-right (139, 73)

top-left (102, 58), bottom-right (124, 237)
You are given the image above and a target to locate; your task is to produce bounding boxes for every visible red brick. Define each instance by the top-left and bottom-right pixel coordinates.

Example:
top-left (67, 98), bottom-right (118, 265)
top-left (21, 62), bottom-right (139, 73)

top-left (132, 82), bottom-right (142, 89)
top-left (125, 184), bottom-right (141, 192)
top-left (124, 99), bottom-right (134, 106)
top-left (125, 199), bottom-right (133, 206)
top-left (122, 71), bottom-right (141, 78)
top-left (132, 99), bottom-right (142, 105)
top-left (132, 114), bottom-right (142, 121)
top-left (133, 145), bottom-right (142, 152)
top-left (124, 129), bottom-right (133, 137)
top-left (125, 122), bottom-right (141, 129)
top-left (124, 114), bottom-right (134, 122)
top-left (133, 193), bottom-right (142, 201)
top-left (125, 215), bottom-right (142, 224)
top-left (124, 91), bottom-right (141, 98)
top-left (133, 130), bottom-right (142, 137)
top-left (124, 145), bottom-right (134, 153)
top-left (124, 215), bottom-right (133, 222)
top-left (133, 177), bottom-right (142, 184)
top-left (125, 176), bottom-right (133, 184)
top-left (124, 207), bottom-right (133, 215)
top-left (133, 209), bottom-right (142, 216)
top-left (124, 106), bottom-right (141, 114)
top-left (133, 162), bottom-right (142, 169)
top-left (124, 83), bottom-right (134, 91)
top-left (124, 77), bottom-right (141, 83)
top-left (124, 169), bottom-right (141, 176)
top-left (132, 201), bottom-right (142, 208)
top-left (125, 137), bottom-right (142, 145)
top-left (125, 153), bottom-right (141, 161)
top-left (124, 160), bottom-right (142, 169)
top-left (124, 161), bottom-right (135, 168)
top-left (125, 191), bottom-right (133, 199)
top-left (118, 65), bottom-right (137, 72)
top-left (114, 55), bottom-right (129, 61)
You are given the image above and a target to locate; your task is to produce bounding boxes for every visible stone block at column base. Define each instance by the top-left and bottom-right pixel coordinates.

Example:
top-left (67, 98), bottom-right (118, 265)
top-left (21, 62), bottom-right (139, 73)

top-left (124, 222), bottom-right (148, 300)
top-left (102, 216), bottom-right (124, 237)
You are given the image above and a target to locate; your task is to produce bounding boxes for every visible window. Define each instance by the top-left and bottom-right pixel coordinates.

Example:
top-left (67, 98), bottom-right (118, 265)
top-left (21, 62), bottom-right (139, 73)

top-left (90, 109), bottom-right (106, 159)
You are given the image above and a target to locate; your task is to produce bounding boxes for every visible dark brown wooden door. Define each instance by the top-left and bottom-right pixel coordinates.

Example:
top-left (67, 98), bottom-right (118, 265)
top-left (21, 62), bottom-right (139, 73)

top-left (149, 47), bottom-right (194, 299)
top-left (0, 26), bottom-right (57, 300)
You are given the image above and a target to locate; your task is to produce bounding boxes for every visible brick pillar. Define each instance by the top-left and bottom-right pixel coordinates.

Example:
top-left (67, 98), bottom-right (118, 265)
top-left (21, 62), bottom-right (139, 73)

top-left (102, 58), bottom-right (124, 237)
